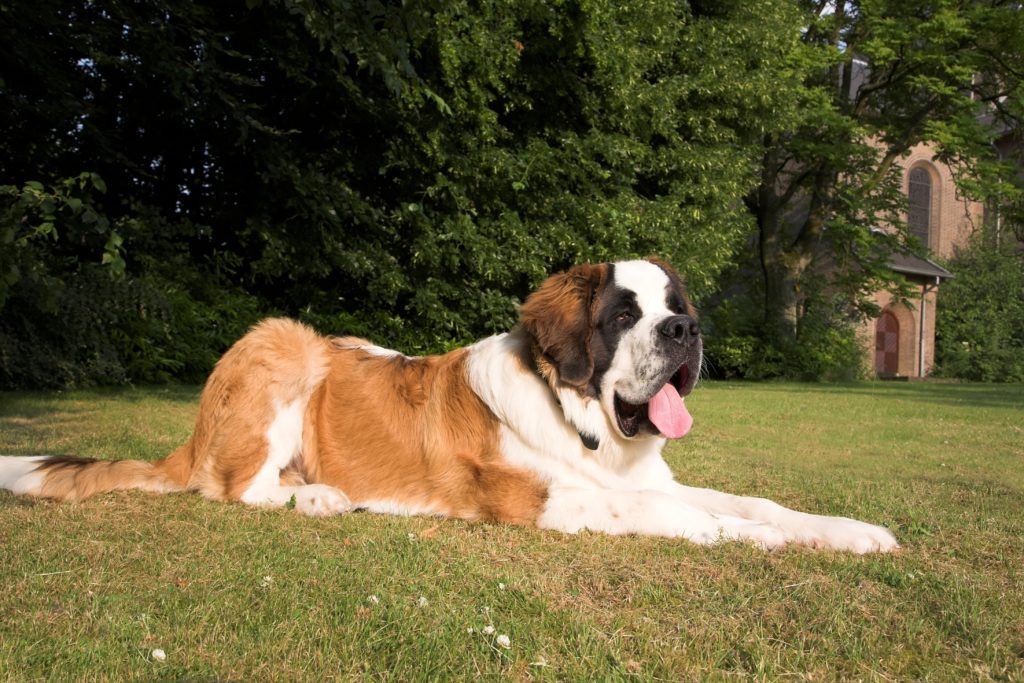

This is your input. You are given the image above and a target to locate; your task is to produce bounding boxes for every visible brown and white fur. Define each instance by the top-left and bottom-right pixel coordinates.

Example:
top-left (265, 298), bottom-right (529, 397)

top-left (0, 259), bottom-right (898, 552)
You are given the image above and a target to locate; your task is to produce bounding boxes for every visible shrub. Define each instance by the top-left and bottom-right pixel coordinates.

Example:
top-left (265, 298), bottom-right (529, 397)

top-left (0, 267), bottom-right (266, 389)
top-left (702, 285), bottom-right (865, 382)
top-left (935, 236), bottom-right (1024, 382)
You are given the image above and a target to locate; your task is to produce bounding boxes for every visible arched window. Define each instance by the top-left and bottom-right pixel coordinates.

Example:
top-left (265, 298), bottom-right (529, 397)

top-left (907, 167), bottom-right (932, 249)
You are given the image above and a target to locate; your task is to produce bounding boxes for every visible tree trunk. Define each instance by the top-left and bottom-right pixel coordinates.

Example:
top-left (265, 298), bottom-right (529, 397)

top-left (757, 166), bottom-right (834, 345)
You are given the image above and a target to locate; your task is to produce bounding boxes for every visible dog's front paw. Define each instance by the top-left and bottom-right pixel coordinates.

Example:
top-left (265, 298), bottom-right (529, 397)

top-left (800, 517), bottom-right (900, 554)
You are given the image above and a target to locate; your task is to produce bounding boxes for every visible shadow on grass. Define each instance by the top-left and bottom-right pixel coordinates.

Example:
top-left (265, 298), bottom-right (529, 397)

top-left (0, 386), bottom-right (200, 459)
top-left (0, 385), bottom-right (201, 415)
top-left (737, 381), bottom-right (1024, 410)
top-left (0, 399), bottom-right (89, 421)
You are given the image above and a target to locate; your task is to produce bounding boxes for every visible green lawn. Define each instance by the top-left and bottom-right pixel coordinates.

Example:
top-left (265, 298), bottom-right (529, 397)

top-left (1, 382), bottom-right (1022, 681)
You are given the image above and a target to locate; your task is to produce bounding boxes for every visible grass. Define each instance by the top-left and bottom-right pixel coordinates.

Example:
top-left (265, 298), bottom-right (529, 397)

top-left (1, 381), bottom-right (1023, 681)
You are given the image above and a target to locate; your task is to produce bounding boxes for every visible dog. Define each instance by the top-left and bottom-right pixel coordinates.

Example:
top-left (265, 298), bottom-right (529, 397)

top-left (0, 259), bottom-right (898, 552)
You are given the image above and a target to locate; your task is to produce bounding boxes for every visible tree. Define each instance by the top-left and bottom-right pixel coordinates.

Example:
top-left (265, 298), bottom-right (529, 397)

top-left (278, 0), bottom-right (816, 343)
top-left (1, 0), bottom-right (810, 386)
top-left (731, 0), bottom-right (1024, 373)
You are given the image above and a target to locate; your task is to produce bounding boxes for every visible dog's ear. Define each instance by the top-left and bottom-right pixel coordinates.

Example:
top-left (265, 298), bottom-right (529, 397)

top-left (519, 263), bottom-right (608, 388)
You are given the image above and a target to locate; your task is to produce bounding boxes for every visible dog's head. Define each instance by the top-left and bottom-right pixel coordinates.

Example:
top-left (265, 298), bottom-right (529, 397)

top-left (520, 259), bottom-right (701, 446)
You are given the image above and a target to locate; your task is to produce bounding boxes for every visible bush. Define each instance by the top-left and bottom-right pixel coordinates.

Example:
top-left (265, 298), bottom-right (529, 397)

top-left (0, 175), bottom-right (269, 389)
top-left (702, 286), bottom-right (865, 381)
top-left (935, 236), bottom-right (1024, 382)
top-left (0, 267), bottom-right (266, 389)
top-left (787, 306), bottom-right (866, 382)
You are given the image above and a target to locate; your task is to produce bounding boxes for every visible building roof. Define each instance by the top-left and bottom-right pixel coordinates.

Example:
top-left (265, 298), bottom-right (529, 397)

top-left (887, 251), bottom-right (954, 280)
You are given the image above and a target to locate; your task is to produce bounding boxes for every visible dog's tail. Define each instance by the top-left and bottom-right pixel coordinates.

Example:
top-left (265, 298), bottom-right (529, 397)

top-left (0, 442), bottom-right (195, 502)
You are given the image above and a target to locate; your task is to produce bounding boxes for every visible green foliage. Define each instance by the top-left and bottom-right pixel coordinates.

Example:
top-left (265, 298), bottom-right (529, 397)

top-left (704, 250), bottom-right (870, 382)
top-left (789, 296), bottom-right (867, 382)
top-left (3, 0), bottom-right (1018, 385)
top-left (1, 0), bottom-right (811, 386)
top-left (0, 174), bottom-right (123, 311)
top-left (0, 267), bottom-right (265, 389)
top-left (704, 293), bottom-right (865, 381)
top-left (935, 237), bottom-right (1024, 382)
top-left (706, 335), bottom-right (805, 381)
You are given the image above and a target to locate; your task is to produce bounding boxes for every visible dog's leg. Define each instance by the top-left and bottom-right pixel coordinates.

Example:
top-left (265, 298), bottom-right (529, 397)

top-left (670, 484), bottom-right (899, 553)
top-left (538, 487), bottom-right (788, 549)
top-left (240, 480), bottom-right (352, 517)
top-left (232, 400), bottom-right (351, 518)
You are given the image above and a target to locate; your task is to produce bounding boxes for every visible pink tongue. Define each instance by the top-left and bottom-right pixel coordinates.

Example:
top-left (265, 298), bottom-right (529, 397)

top-left (647, 383), bottom-right (693, 438)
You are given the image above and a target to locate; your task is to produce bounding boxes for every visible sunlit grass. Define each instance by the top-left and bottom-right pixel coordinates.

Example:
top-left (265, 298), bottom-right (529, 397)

top-left (2, 382), bottom-right (1022, 680)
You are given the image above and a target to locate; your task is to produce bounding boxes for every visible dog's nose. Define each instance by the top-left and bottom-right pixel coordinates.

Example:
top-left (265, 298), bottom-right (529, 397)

top-left (658, 315), bottom-right (699, 346)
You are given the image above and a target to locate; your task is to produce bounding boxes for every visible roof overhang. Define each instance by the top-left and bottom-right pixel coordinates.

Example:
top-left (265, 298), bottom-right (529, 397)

top-left (886, 251), bottom-right (954, 281)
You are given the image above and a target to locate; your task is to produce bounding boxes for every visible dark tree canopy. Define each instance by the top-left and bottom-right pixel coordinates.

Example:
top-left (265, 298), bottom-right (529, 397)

top-left (2, 0), bottom-right (1021, 387)
top-left (0, 0), bottom-right (807, 387)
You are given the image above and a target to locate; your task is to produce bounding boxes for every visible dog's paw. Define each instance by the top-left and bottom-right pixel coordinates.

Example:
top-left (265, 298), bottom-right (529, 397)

top-left (800, 517), bottom-right (900, 554)
top-left (294, 484), bottom-right (352, 517)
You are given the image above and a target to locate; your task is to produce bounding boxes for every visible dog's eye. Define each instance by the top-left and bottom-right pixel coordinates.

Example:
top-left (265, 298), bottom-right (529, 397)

top-left (615, 311), bottom-right (634, 324)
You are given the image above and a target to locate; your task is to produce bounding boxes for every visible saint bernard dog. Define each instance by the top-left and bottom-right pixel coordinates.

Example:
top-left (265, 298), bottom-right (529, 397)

top-left (0, 259), bottom-right (898, 552)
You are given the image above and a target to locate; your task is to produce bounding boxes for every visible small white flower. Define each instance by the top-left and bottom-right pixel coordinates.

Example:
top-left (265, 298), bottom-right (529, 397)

top-left (496, 634), bottom-right (511, 649)
top-left (151, 649), bottom-right (166, 662)
top-left (482, 625), bottom-right (495, 635)
top-left (260, 576), bottom-right (274, 588)
top-left (467, 627), bottom-right (475, 634)
top-left (417, 596), bottom-right (429, 607)
top-left (407, 532), bottom-right (416, 541)
top-left (498, 582), bottom-right (506, 590)
top-left (367, 595), bottom-right (380, 605)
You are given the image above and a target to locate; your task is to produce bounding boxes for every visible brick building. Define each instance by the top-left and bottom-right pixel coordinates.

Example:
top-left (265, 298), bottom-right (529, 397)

top-left (859, 142), bottom-right (983, 378)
